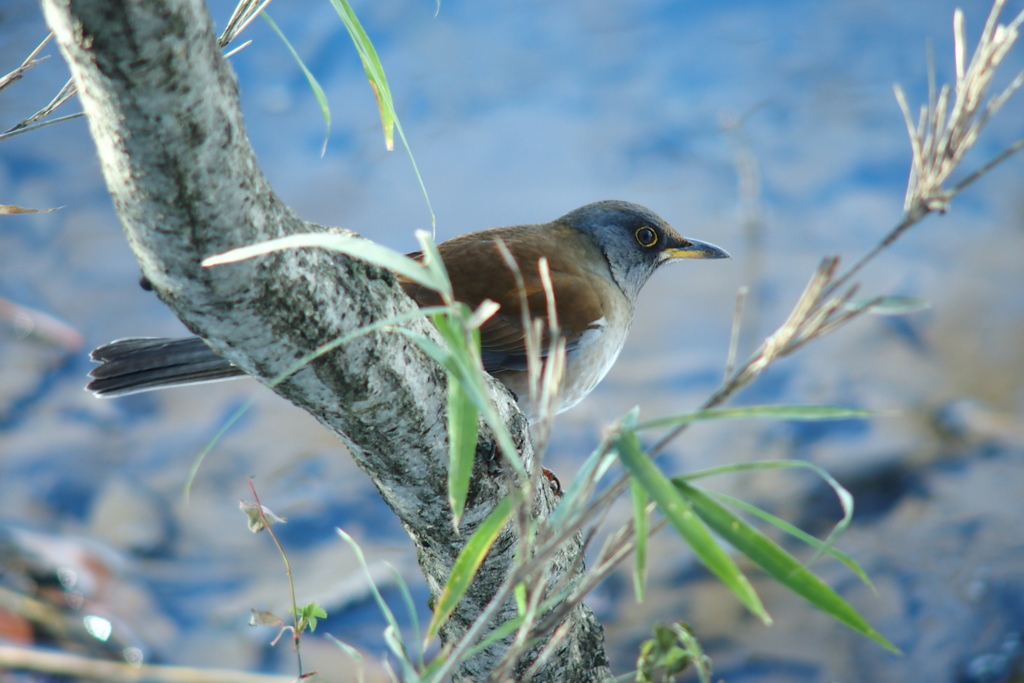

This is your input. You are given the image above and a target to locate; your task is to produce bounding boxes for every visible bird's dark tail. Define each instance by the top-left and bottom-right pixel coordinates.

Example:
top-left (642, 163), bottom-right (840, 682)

top-left (87, 337), bottom-right (245, 397)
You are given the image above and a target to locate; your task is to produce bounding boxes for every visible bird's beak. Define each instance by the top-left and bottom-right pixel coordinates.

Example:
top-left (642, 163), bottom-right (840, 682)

top-left (661, 237), bottom-right (730, 262)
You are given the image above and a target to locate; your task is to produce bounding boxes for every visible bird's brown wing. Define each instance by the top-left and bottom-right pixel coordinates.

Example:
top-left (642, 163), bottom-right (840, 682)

top-left (399, 233), bottom-right (605, 373)
top-left (473, 270), bottom-right (604, 372)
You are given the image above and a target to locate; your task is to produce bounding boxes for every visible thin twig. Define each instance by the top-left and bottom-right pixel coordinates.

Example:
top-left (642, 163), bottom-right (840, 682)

top-left (0, 34), bottom-right (52, 93)
top-left (220, 0), bottom-right (276, 47)
top-left (0, 112), bottom-right (85, 142)
top-left (3, 77), bottom-right (76, 135)
top-left (0, 644), bottom-right (293, 683)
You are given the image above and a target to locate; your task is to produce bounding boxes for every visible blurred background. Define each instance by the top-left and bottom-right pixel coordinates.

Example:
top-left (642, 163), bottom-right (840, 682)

top-left (1, 0), bottom-right (1023, 681)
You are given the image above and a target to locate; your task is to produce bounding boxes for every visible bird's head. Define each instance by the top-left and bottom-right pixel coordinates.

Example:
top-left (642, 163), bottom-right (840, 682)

top-left (560, 200), bottom-right (730, 303)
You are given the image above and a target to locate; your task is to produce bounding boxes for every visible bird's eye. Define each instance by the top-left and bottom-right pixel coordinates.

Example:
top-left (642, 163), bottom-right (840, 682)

top-left (635, 226), bottom-right (658, 248)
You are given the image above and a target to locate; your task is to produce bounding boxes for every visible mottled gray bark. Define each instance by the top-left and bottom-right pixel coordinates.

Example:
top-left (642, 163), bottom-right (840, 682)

top-left (41, 0), bottom-right (610, 679)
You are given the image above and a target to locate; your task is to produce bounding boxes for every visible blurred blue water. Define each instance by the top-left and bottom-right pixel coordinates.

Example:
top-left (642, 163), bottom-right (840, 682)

top-left (2, 0), bottom-right (1024, 680)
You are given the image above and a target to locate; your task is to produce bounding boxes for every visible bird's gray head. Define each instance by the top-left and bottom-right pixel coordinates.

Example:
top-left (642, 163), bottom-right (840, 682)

top-left (560, 200), bottom-right (729, 302)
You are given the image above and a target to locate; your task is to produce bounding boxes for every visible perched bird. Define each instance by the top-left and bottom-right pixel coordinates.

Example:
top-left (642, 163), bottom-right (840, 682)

top-left (87, 200), bottom-right (728, 418)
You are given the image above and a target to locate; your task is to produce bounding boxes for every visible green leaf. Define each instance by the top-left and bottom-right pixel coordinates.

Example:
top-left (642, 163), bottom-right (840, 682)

top-left (636, 404), bottom-right (877, 431)
top-left (461, 610), bottom-right (526, 661)
top-left (708, 489), bottom-right (872, 587)
top-left (546, 445), bottom-right (617, 531)
top-left (336, 528), bottom-right (400, 632)
top-left (184, 394), bottom-right (258, 501)
top-left (329, 0), bottom-right (395, 148)
top-left (426, 496), bottom-right (514, 640)
top-left (292, 602), bottom-right (328, 633)
top-left (675, 481), bottom-right (899, 653)
top-left (843, 296), bottom-right (931, 316)
top-left (630, 478), bottom-right (649, 603)
top-left (261, 12), bottom-right (331, 157)
top-left (415, 312), bottom-right (525, 479)
top-left (674, 458), bottom-right (856, 571)
top-left (385, 562), bottom-right (424, 669)
top-left (382, 624), bottom-right (417, 681)
top-left (514, 582), bottom-right (528, 615)
top-left (202, 232), bottom-right (448, 296)
top-left (415, 230), bottom-right (453, 299)
top-left (636, 622), bottom-right (712, 683)
top-left (671, 456), bottom-right (856, 573)
top-left (404, 320), bottom-right (524, 476)
top-left (447, 369), bottom-right (479, 528)
top-left (614, 431), bottom-right (770, 623)
top-left (329, 0), bottom-right (434, 226)
top-left (325, 634), bottom-right (363, 664)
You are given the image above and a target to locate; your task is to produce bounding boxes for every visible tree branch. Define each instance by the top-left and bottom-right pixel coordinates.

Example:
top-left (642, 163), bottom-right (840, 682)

top-left (40, 0), bottom-right (608, 678)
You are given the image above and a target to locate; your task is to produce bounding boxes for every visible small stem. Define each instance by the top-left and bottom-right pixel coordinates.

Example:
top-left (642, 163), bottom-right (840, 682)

top-left (950, 136), bottom-right (1024, 196)
top-left (247, 479), bottom-right (303, 677)
top-left (724, 286), bottom-right (748, 379)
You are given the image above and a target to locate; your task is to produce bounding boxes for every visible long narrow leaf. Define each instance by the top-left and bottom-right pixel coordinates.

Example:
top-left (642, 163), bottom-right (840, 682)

top-left (708, 489), bottom-right (872, 586)
top-left (325, 633), bottom-right (363, 664)
top-left (330, 0), bottom-right (394, 148)
top-left (415, 229), bottom-right (452, 299)
top-left (203, 232), bottom-right (447, 294)
top-left (630, 478), bottom-right (649, 602)
top-left (514, 582), bottom-right (528, 616)
top-left (615, 431), bottom-right (770, 623)
top-left (382, 624), bottom-right (417, 681)
top-left (426, 496), bottom-right (514, 641)
top-left (447, 370), bottom-right (478, 528)
top-left (675, 481), bottom-right (898, 653)
top-left (336, 528), bottom-right (401, 633)
top-left (385, 563), bottom-right (424, 669)
top-left (425, 312), bottom-right (524, 478)
top-left (636, 404), bottom-right (877, 432)
top-left (546, 445), bottom-right (617, 530)
top-left (261, 12), bottom-right (331, 156)
top-left (329, 0), bottom-right (434, 226)
top-left (674, 458), bottom-right (857, 566)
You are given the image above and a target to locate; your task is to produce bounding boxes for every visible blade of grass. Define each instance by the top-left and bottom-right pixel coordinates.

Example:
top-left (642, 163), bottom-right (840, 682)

top-left (336, 528), bottom-right (401, 632)
top-left (707, 489), bottom-right (872, 587)
top-left (674, 458), bottom-right (856, 569)
top-left (446, 362), bottom-right (478, 528)
top-left (426, 496), bottom-right (514, 641)
top-left (385, 562), bottom-right (425, 669)
top-left (261, 12), bottom-right (331, 156)
top-left (203, 232), bottom-right (449, 296)
top-left (636, 405), bottom-right (877, 432)
top-left (329, 0), bottom-right (434, 227)
top-left (414, 229), bottom-right (453, 299)
top-left (615, 430), bottom-right (770, 623)
top-left (546, 410), bottom-right (636, 529)
top-left (629, 478), bottom-right (649, 603)
top-left (382, 625), bottom-right (417, 681)
top-left (325, 633), bottom-right (363, 665)
top-left (424, 311), bottom-right (523, 474)
top-left (329, 0), bottom-right (394, 148)
top-left (675, 481), bottom-right (898, 653)
top-left (514, 582), bottom-right (528, 615)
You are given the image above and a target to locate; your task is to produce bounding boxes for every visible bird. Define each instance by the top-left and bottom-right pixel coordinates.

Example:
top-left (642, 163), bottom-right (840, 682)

top-left (87, 200), bottom-right (728, 418)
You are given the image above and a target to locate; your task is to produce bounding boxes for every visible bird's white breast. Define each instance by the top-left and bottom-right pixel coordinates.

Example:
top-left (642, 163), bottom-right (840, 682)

top-left (557, 285), bottom-right (633, 413)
